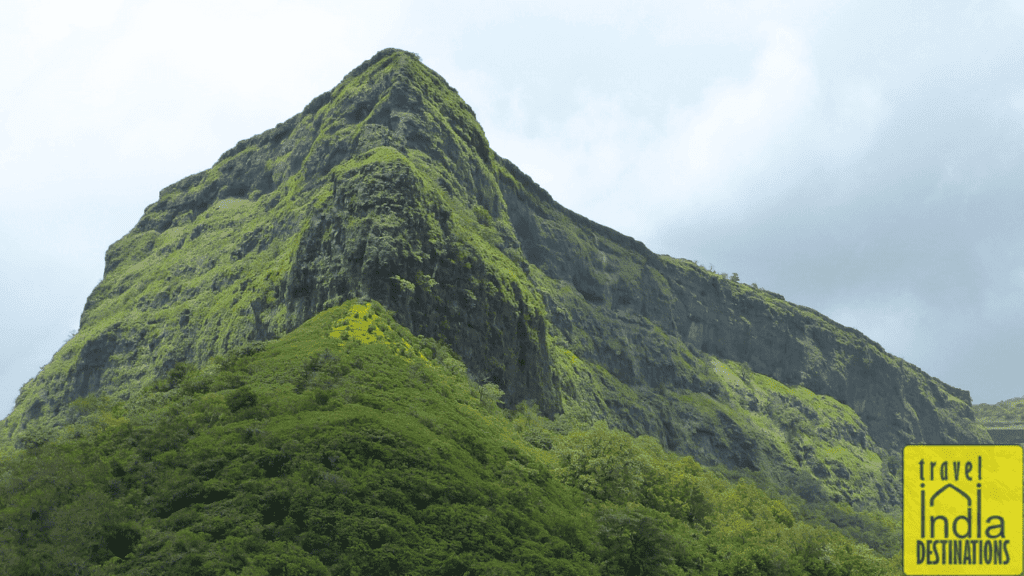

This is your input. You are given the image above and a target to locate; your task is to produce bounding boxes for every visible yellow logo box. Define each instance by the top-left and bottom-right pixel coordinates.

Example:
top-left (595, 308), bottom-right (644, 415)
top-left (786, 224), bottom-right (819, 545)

top-left (904, 445), bottom-right (1023, 575)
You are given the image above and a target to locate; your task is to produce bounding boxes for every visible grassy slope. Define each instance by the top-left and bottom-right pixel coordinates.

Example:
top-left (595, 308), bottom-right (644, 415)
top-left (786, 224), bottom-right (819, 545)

top-left (974, 397), bottom-right (1024, 445)
top-left (0, 300), bottom-right (898, 575)
top-left (975, 396), bottom-right (1024, 427)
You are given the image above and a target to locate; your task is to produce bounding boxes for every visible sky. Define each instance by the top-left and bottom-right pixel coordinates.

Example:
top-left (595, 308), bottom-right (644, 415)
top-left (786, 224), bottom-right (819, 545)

top-left (2, 1), bottom-right (1023, 419)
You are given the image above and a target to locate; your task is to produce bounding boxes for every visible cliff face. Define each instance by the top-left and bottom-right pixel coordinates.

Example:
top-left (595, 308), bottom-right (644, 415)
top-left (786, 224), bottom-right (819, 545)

top-left (502, 175), bottom-right (985, 452)
top-left (3, 48), bottom-right (989, 507)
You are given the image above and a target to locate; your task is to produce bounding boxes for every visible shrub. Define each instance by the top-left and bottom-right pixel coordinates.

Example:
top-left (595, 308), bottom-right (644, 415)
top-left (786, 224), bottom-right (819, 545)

top-left (226, 387), bottom-right (258, 412)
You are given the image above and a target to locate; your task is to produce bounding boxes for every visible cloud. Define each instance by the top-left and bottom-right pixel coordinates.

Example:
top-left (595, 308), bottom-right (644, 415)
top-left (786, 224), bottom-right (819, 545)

top-left (1, 0), bottom-right (409, 206)
top-left (830, 292), bottom-right (926, 356)
top-left (657, 27), bottom-right (818, 213)
top-left (1012, 89), bottom-right (1024, 127)
top-left (471, 26), bottom-right (827, 239)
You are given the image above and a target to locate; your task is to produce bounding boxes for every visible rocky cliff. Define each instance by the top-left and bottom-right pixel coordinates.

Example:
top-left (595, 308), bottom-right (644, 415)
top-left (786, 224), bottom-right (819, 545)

top-left (2, 48), bottom-right (990, 508)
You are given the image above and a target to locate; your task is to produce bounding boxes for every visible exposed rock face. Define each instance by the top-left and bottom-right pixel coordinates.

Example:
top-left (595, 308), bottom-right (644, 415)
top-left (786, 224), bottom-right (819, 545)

top-left (501, 173), bottom-right (985, 451)
top-left (3, 48), bottom-right (989, 508)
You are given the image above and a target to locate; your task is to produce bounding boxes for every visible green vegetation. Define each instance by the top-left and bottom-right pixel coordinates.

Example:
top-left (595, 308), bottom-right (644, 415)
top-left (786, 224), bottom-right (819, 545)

top-left (975, 396), bottom-right (1024, 427)
top-left (974, 396), bottom-right (1024, 445)
top-left (0, 300), bottom-right (898, 574)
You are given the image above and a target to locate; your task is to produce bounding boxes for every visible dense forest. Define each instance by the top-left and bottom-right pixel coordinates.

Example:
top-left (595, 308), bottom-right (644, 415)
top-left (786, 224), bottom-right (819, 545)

top-left (0, 300), bottom-right (900, 575)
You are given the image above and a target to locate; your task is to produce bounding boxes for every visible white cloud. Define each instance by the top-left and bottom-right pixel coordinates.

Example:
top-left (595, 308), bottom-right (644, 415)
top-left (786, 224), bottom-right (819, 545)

top-left (651, 27), bottom-right (818, 217)
top-left (813, 80), bottom-right (886, 163)
top-left (831, 291), bottom-right (926, 356)
top-left (1, 0), bottom-right (405, 208)
top-left (1012, 88), bottom-right (1024, 125)
top-left (1, 0), bottom-right (123, 80)
top-left (473, 25), bottom-right (826, 237)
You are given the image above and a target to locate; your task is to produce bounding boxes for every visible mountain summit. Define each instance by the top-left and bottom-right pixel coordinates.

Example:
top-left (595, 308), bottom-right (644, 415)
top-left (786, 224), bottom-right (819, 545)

top-left (2, 49), bottom-right (989, 508)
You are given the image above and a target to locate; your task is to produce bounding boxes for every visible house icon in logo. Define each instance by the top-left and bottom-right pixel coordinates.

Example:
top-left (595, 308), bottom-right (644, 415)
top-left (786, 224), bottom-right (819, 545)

top-left (931, 483), bottom-right (971, 506)
top-left (925, 482), bottom-right (977, 539)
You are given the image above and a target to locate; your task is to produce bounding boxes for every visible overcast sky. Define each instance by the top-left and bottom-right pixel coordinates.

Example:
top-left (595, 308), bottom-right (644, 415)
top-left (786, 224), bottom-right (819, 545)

top-left (2, 1), bottom-right (1023, 419)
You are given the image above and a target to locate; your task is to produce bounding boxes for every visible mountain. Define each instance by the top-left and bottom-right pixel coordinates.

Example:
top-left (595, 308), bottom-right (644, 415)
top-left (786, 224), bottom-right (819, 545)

top-left (1, 48), bottom-right (989, 512)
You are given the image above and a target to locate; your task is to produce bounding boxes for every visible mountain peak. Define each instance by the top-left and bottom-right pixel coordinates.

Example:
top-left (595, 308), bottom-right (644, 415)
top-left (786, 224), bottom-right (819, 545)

top-left (339, 47), bottom-right (426, 85)
top-left (217, 47), bottom-right (486, 173)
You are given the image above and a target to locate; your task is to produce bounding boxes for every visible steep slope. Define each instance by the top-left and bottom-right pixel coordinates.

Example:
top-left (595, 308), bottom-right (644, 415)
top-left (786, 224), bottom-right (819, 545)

top-left (2, 49), bottom-right (989, 509)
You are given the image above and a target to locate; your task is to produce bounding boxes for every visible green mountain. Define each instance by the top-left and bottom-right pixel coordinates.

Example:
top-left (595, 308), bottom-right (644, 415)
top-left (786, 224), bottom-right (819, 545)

top-left (2, 46), bottom-right (988, 518)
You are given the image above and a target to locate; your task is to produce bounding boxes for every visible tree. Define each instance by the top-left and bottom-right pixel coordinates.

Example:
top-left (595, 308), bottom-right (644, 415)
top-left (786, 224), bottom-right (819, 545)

top-left (553, 421), bottom-right (652, 503)
top-left (597, 503), bottom-right (680, 576)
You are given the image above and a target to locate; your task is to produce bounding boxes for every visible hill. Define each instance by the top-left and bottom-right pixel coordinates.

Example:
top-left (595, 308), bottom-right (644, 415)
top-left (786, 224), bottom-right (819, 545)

top-left (1, 48), bottom-right (989, 516)
top-left (974, 396), bottom-right (1024, 444)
